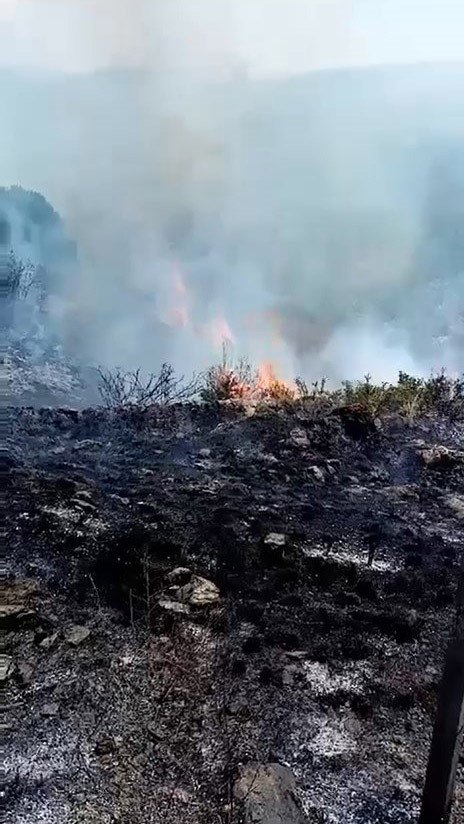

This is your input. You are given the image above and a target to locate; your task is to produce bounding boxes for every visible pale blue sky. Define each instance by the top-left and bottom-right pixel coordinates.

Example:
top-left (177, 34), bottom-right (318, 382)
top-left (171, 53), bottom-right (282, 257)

top-left (1, 0), bottom-right (463, 76)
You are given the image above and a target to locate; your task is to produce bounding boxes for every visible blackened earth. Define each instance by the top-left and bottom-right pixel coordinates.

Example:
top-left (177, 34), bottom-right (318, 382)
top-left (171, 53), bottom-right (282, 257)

top-left (4, 402), bottom-right (464, 823)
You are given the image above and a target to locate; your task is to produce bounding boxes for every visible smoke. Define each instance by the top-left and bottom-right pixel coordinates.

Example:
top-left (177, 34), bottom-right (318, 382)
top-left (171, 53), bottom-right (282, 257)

top-left (2, 2), bottom-right (464, 382)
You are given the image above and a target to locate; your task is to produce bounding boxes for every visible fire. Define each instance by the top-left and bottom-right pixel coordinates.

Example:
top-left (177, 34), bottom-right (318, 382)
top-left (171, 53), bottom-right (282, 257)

top-left (257, 361), bottom-right (278, 390)
top-left (257, 361), bottom-right (296, 399)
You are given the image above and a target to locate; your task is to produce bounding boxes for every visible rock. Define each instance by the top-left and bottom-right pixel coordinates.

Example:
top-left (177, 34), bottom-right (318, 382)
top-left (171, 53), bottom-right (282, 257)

top-left (41, 703), bottom-right (59, 717)
top-left (234, 763), bottom-right (308, 824)
top-left (309, 465), bottom-right (326, 482)
top-left (290, 428), bottom-right (309, 447)
top-left (65, 625), bottom-right (91, 646)
top-left (17, 661), bottom-right (34, 686)
top-left (177, 575), bottom-right (220, 607)
top-left (446, 495), bottom-right (464, 519)
top-left (421, 445), bottom-right (463, 468)
top-left (109, 494), bottom-right (130, 506)
top-left (39, 631), bottom-right (60, 650)
top-left (282, 665), bottom-right (299, 687)
top-left (73, 489), bottom-right (94, 502)
top-left (0, 655), bottom-right (15, 682)
top-left (0, 604), bottom-right (29, 622)
top-left (166, 567), bottom-right (192, 585)
top-left (73, 440), bottom-right (101, 451)
top-left (70, 498), bottom-right (97, 514)
top-left (264, 533), bottom-right (287, 548)
top-left (158, 597), bottom-right (191, 615)
top-left (262, 533), bottom-right (290, 566)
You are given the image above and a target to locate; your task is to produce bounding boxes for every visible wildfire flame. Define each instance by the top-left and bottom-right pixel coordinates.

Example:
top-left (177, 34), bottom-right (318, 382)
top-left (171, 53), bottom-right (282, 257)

top-left (257, 361), bottom-right (295, 397)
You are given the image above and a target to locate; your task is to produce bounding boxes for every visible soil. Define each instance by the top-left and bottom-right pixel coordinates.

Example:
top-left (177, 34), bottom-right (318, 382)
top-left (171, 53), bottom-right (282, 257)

top-left (3, 402), bottom-right (464, 823)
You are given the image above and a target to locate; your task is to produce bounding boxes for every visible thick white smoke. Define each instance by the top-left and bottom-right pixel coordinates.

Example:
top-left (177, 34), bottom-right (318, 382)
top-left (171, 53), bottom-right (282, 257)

top-left (1, 1), bottom-right (463, 382)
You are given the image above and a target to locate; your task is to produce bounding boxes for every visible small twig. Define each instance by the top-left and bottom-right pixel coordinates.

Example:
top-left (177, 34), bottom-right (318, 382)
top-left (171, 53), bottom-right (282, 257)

top-left (88, 574), bottom-right (101, 611)
top-left (129, 588), bottom-right (135, 631)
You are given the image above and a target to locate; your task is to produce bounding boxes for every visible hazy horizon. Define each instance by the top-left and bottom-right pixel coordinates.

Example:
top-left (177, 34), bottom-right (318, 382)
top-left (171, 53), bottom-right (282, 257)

top-left (2, 3), bottom-right (463, 383)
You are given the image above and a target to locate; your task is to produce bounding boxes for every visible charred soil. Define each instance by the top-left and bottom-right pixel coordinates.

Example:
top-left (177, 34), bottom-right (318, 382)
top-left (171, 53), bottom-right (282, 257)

top-left (3, 402), bottom-right (464, 823)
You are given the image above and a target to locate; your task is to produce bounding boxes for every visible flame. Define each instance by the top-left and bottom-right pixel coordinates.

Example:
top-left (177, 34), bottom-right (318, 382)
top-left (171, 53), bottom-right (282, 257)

top-left (257, 361), bottom-right (295, 398)
top-left (257, 361), bottom-right (278, 390)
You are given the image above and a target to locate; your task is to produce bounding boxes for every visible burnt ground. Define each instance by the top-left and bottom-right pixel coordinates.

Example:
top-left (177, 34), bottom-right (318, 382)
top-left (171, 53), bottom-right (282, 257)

top-left (3, 402), bottom-right (464, 824)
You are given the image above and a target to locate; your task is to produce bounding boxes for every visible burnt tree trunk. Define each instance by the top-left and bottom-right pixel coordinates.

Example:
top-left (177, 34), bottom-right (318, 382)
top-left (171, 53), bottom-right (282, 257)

top-left (419, 568), bottom-right (464, 824)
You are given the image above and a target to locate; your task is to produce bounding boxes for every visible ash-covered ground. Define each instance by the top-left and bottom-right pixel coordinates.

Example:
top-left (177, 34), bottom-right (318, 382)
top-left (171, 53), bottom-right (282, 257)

top-left (3, 401), bottom-right (464, 823)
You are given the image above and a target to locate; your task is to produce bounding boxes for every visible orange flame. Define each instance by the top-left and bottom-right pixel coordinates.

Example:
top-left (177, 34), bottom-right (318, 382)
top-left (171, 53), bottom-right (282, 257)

top-left (257, 361), bottom-right (295, 398)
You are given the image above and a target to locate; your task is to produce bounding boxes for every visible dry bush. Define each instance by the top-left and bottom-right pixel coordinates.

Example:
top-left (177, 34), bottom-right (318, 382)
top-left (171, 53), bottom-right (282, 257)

top-left (6, 252), bottom-right (37, 298)
top-left (98, 364), bottom-right (199, 410)
top-left (200, 347), bottom-right (258, 403)
top-left (342, 374), bottom-right (392, 419)
top-left (339, 370), bottom-right (464, 421)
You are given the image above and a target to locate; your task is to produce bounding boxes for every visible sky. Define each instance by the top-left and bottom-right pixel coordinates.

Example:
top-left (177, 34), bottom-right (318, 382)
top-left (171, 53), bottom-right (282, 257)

top-left (1, 0), bottom-right (463, 77)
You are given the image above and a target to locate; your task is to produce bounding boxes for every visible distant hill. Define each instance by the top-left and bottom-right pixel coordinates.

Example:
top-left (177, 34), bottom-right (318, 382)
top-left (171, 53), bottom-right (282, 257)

top-left (1, 62), bottom-right (463, 376)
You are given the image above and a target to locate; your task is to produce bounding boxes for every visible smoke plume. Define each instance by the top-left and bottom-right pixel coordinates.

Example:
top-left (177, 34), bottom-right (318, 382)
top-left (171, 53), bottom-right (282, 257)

top-left (1, 1), bottom-right (464, 382)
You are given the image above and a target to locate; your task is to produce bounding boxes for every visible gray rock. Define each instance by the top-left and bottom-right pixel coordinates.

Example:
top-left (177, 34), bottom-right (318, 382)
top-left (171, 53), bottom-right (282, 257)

top-left (65, 625), bottom-right (91, 646)
top-left (166, 567), bottom-right (192, 585)
top-left (264, 533), bottom-right (287, 548)
top-left (309, 466), bottom-right (326, 482)
top-left (234, 763), bottom-right (308, 824)
top-left (70, 498), bottom-right (97, 514)
top-left (17, 661), bottom-right (35, 686)
top-left (41, 703), bottom-right (59, 717)
top-left (158, 597), bottom-right (191, 615)
top-left (446, 494), bottom-right (464, 519)
top-left (177, 575), bottom-right (220, 607)
top-left (421, 445), bottom-right (463, 468)
top-left (73, 440), bottom-right (102, 451)
top-left (0, 655), bottom-right (15, 682)
top-left (39, 631), bottom-right (60, 650)
top-left (73, 489), bottom-right (94, 502)
top-left (290, 428), bottom-right (309, 447)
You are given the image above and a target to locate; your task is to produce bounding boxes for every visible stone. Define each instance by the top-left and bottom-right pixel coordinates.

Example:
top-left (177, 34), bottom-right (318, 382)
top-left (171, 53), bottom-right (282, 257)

top-left (309, 466), bottom-right (326, 482)
top-left (65, 625), bottom-right (91, 646)
top-left (41, 703), bottom-right (59, 717)
top-left (282, 665), bottom-right (299, 687)
top-left (74, 489), bottom-right (94, 502)
top-left (234, 763), bottom-right (308, 824)
top-left (39, 631), bottom-right (60, 650)
top-left (70, 499), bottom-right (97, 514)
top-left (446, 494), bottom-right (464, 519)
top-left (177, 575), bottom-right (220, 607)
top-left (158, 598), bottom-right (190, 615)
top-left (264, 533), bottom-right (287, 548)
top-left (0, 655), bottom-right (15, 682)
top-left (166, 567), bottom-right (192, 585)
top-left (17, 661), bottom-right (34, 686)
top-left (290, 428), bottom-right (309, 447)
top-left (73, 440), bottom-right (101, 451)
top-left (421, 446), bottom-right (463, 468)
